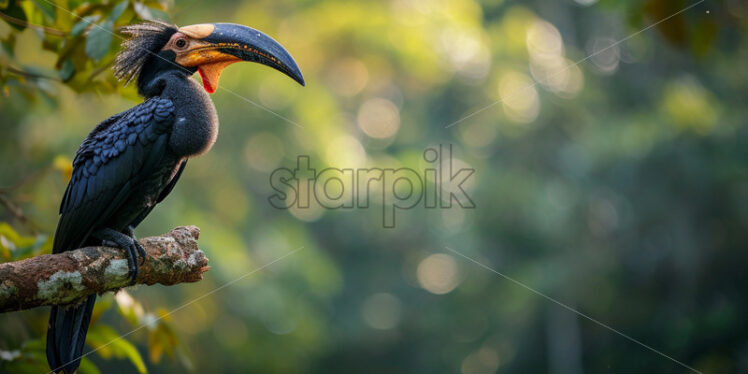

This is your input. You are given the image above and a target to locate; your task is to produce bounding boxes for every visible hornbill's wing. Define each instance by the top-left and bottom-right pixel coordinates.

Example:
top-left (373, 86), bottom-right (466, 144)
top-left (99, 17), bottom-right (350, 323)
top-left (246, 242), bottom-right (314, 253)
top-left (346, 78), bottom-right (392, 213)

top-left (157, 159), bottom-right (187, 204)
top-left (127, 158), bottom-right (187, 229)
top-left (53, 97), bottom-right (176, 254)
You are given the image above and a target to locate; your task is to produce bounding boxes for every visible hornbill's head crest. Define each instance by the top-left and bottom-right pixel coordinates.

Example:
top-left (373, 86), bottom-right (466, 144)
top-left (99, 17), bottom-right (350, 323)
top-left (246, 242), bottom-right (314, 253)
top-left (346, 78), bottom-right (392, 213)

top-left (115, 21), bottom-right (304, 94)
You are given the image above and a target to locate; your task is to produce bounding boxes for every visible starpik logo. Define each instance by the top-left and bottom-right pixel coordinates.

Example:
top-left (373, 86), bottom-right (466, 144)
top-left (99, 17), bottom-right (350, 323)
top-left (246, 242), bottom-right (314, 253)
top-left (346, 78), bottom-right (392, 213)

top-left (268, 144), bottom-right (475, 228)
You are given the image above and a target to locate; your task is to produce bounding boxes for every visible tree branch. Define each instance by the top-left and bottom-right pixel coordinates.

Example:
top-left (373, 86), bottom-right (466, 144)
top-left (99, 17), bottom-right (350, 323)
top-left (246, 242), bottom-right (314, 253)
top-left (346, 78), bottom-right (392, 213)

top-left (0, 13), bottom-right (68, 37)
top-left (0, 226), bottom-right (209, 313)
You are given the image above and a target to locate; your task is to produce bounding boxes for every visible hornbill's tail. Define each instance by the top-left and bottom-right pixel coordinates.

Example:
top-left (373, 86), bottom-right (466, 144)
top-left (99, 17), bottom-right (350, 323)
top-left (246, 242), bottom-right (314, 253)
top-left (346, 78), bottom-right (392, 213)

top-left (46, 294), bottom-right (97, 374)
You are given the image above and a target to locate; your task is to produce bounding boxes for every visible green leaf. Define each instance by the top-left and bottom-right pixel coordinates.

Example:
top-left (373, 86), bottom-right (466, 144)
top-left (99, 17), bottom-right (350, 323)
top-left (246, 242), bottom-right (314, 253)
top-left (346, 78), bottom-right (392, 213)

top-left (27, 0), bottom-right (55, 22)
top-left (108, 0), bottom-right (129, 22)
top-left (115, 290), bottom-right (142, 326)
top-left (21, 339), bottom-right (44, 351)
top-left (90, 294), bottom-right (114, 324)
top-left (132, 2), bottom-right (153, 20)
top-left (59, 58), bottom-right (75, 81)
top-left (0, 222), bottom-right (47, 261)
top-left (11, 234), bottom-right (48, 259)
top-left (137, 5), bottom-right (168, 21)
top-left (77, 357), bottom-right (101, 374)
top-left (85, 20), bottom-right (113, 62)
top-left (71, 15), bottom-right (100, 38)
top-left (133, 2), bottom-right (169, 21)
top-left (148, 319), bottom-right (178, 363)
top-left (0, 34), bottom-right (16, 57)
top-left (87, 324), bottom-right (148, 374)
top-left (0, 339), bottom-right (48, 374)
top-left (0, 0), bottom-right (27, 32)
top-left (113, 338), bottom-right (148, 374)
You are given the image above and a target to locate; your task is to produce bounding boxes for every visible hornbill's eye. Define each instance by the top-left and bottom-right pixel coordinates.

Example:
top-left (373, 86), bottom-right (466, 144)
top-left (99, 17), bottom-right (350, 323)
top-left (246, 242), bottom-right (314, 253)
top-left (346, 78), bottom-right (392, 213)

top-left (175, 38), bottom-right (188, 49)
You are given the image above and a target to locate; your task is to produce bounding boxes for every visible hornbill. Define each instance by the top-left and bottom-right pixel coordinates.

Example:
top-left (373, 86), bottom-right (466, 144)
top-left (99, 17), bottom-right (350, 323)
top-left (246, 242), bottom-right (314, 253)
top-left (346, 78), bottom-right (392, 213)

top-left (46, 21), bottom-right (304, 373)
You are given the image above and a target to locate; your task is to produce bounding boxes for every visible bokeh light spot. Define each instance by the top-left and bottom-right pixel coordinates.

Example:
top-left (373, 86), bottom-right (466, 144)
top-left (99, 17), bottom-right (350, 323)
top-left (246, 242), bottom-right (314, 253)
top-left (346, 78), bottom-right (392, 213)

top-left (417, 253), bottom-right (461, 294)
top-left (499, 71), bottom-right (539, 124)
top-left (357, 98), bottom-right (401, 139)
top-left (361, 293), bottom-right (403, 330)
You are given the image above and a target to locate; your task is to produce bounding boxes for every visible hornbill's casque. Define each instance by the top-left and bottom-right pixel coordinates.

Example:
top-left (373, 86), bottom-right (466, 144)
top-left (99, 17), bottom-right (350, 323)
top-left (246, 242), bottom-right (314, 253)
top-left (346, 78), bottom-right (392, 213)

top-left (46, 21), bottom-right (304, 373)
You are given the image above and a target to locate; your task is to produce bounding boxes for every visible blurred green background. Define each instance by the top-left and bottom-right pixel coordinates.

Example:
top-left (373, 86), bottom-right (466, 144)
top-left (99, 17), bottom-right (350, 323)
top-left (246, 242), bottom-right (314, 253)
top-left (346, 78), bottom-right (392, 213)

top-left (1, 0), bottom-right (747, 373)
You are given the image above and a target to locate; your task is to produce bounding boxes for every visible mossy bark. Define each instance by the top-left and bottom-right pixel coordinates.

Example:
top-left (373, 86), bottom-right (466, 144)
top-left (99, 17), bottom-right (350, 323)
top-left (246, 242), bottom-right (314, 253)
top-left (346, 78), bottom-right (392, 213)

top-left (0, 226), bottom-right (209, 312)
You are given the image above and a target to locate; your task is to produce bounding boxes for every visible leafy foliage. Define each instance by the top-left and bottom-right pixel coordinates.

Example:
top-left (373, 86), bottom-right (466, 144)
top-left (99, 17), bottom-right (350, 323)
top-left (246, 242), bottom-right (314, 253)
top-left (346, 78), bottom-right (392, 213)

top-left (0, 0), bottom-right (169, 97)
top-left (0, 273), bottom-right (190, 373)
top-left (86, 324), bottom-right (147, 373)
top-left (0, 222), bottom-right (49, 261)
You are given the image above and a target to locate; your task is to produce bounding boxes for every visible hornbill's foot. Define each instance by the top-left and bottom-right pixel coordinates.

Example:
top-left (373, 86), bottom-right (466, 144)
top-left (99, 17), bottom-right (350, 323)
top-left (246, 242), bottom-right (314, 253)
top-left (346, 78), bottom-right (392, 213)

top-left (124, 225), bottom-right (146, 265)
top-left (91, 228), bottom-right (145, 284)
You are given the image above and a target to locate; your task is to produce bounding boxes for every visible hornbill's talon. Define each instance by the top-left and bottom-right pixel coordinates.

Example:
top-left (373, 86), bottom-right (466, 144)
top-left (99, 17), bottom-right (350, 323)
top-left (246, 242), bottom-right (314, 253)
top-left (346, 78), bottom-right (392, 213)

top-left (125, 226), bottom-right (147, 266)
top-left (91, 228), bottom-right (141, 284)
top-left (130, 246), bottom-right (140, 283)
top-left (135, 241), bottom-right (147, 266)
top-left (125, 243), bottom-right (140, 284)
top-left (126, 244), bottom-right (138, 284)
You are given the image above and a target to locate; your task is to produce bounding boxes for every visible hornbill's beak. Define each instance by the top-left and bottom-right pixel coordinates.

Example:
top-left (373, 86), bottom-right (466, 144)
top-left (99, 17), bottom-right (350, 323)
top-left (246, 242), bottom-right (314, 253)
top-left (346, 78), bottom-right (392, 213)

top-left (169, 23), bottom-right (305, 93)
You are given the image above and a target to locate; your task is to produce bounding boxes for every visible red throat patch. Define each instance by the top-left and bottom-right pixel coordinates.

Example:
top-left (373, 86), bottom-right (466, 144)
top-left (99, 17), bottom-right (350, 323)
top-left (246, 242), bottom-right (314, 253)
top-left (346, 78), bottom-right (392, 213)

top-left (197, 59), bottom-right (240, 94)
top-left (197, 67), bottom-right (216, 94)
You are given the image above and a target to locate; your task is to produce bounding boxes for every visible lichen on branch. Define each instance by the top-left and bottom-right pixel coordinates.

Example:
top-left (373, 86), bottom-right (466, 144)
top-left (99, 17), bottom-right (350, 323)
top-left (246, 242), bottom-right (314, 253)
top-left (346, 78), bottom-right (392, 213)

top-left (0, 226), bottom-right (209, 313)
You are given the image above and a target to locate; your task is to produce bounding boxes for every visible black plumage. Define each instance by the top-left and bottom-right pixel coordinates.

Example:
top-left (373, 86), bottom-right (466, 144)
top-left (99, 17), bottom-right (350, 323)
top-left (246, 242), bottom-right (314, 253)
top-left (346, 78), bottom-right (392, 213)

top-left (47, 97), bottom-right (189, 373)
top-left (47, 27), bottom-right (211, 374)
top-left (54, 98), bottom-right (176, 250)
top-left (46, 20), bottom-right (304, 374)
top-left (114, 22), bottom-right (178, 85)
